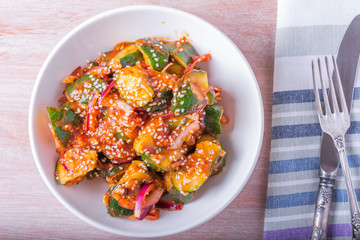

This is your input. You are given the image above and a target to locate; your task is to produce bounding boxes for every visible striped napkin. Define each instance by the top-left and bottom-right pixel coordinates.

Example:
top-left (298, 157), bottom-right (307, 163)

top-left (264, 1), bottom-right (360, 239)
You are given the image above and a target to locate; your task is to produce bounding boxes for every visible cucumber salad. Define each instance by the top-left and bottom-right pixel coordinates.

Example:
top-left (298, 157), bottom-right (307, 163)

top-left (47, 37), bottom-right (228, 221)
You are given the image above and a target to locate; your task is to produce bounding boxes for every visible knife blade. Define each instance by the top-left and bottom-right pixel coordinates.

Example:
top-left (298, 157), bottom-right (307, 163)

top-left (312, 15), bottom-right (360, 239)
top-left (319, 15), bottom-right (360, 179)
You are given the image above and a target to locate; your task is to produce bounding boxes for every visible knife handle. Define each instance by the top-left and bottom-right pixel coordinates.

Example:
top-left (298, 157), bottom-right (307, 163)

top-left (311, 177), bottom-right (335, 240)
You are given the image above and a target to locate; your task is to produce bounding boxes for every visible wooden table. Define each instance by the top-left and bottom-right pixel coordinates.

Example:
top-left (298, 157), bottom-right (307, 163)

top-left (0, 1), bottom-right (276, 239)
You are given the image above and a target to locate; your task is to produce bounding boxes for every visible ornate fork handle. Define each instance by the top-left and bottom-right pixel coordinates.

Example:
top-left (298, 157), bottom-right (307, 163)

top-left (336, 136), bottom-right (360, 240)
top-left (312, 177), bottom-right (335, 240)
top-left (312, 56), bottom-right (360, 239)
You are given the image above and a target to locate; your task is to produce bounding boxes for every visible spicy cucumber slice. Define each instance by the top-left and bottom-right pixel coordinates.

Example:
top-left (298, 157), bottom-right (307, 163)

top-left (164, 171), bottom-right (194, 204)
top-left (142, 88), bottom-right (173, 113)
top-left (87, 164), bottom-right (126, 179)
top-left (107, 197), bottom-right (134, 217)
top-left (166, 40), bottom-right (197, 67)
top-left (204, 104), bottom-right (223, 134)
top-left (115, 66), bottom-right (154, 107)
top-left (107, 44), bottom-right (142, 69)
top-left (55, 148), bottom-right (98, 185)
top-left (172, 83), bottom-right (201, 115)
top-left (65, 75), bottom-right (107, 104)
top-left (207, 88), bottom-right (216, 105)
top-left (211, 154), bottom-right (226, 176)
top-left (141, 149), bottom-right (184, 172)
top-left (171, 70), bottom-right (209, 114)
top-left (168, 188), bottom-right (194, 204)
top-left (135, 38), bottom-right (169, 72)
top-left (197, 134), bottom-right (226, 175)
top-left (119, 160), bottom-right (152, 184)
top-left (164, 115), bottom-right (188, 130)
top-left (47, 107), bottom-right (80, 147)
top-left (133, 118), bottom-right (169, 154)
top-left (133, 133), bottom-right (157, 155)
top-left (170, 140), bottom-right (222, 193)
top-left (165, 62), bottom-right (185, 77)
top-left (120, 50), bottom-right (142, 68)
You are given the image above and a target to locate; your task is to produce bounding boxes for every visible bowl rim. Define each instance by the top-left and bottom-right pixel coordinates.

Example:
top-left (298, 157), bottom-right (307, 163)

top-left (28, 4), bottom-right (264, 238)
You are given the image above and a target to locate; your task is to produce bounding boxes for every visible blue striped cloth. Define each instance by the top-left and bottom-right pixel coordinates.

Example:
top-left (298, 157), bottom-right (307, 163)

top-left (264, 1), bottom-right (360, 239)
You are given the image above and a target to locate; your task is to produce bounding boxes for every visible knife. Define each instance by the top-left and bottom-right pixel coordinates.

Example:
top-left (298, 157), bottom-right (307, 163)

top-left (311, 15), bottom-right (360, 240)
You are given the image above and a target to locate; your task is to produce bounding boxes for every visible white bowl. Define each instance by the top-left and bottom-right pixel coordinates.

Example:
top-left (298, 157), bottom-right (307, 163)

top-left (29, 5), bottom-right (264, 238)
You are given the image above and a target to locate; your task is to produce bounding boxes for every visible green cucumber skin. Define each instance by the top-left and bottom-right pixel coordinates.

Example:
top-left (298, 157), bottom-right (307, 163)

top-left (87, 165), bottom-right (124, 178)
top-left (172, 83), bottom-right (200, 114)
top-left (136, 38), bottom-right (170, 72)
top-left (66, 75), bottom-right (90, 103)
top-left (204, 104), bottom-right (222, 134)
top-left (165, 62), bottom-right (184, 76)
top-left (114, 132), bottom-right (129, 140)
top-left (211, 154), bottom-right (226, 176)
top-left (61, 101), bottom-right (77, 113)
top-left (169, 188), bottom-right (194, 204)
top-left (207, 89), bottom-right (216, 105)
top-left (54, 127), bottom-right (71, 147)
top-left (47, 107), bottom-right (80, 125)
top-left (107, 197), bottom-right (134, 217)
top-left (142, 89), bottom-right (173, 113)
top-left (66, 75), bottom-right (106, 104)
top-left (141, 154), bottom-right (160, 171)
top-left (197, 134), bottom-right (225, 176)
top-left (120, 50), bottom-right (142, 67)
top-left (167, 42), bottom-right (196, 67)
top-left (182, 42), bottom-right (197, 57)
top-left (47, 107), bottom-right (80, 146)
top-left (167, 45), bottom-right (191, 66)
top-left (171, 175), bottom-right (199, 193)
top-left (87, 62), bottom-right (99, 68)
top-left (107, 166), bottom-right (123, 176)
top-left (172, 70), bottom-right (209, 114)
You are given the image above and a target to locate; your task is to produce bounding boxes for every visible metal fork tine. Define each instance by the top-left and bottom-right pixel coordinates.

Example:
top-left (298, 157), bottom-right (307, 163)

top-left (318, 58), bottom-right (332, 115)
top-left (325, 56), bottom-right (340, 114)
top-left (312, 60), bottom-right (323, 116)
top-left (332, 55), bottom-right (349, 115)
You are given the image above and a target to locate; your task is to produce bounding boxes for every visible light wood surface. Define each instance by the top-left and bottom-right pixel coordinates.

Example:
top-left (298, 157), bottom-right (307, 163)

top-left (0, 1), bottom-right (276, 239)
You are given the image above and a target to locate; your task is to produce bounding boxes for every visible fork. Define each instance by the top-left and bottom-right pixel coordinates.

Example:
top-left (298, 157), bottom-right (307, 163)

top-left (312, 55), bottom-right (360, 240)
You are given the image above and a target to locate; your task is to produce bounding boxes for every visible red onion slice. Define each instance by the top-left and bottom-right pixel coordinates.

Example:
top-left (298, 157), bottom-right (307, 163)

top-left (183, 53), bottom-right (211, 76)
top-left (142, 188), bottom-right (164, 209)
top-left (98, 80), bottom-right (116, 105)
top-left (111, 158), bottom-right (133, 165)
top-left (115, 99), bottom-right (134, 115)
top-left (134, 107), bottom-right (147, 113)
top-left (129, 206), bottom-right (154, 221)
top-left (159, 112), bottom-right (174, 119)
top-left (61, 161), bottom-right (73, 174)
top-left (169, 121), bottom-right (200, 150)
top-left (134, 184), bottom-right (164, 220)
top-left (171, 158), bottom-right (185, 166)
top-left (156, 200), bottom-right (183, 211)
top-left (134, 183), bottom-right (155, 219)
top-left (139, 206), bottom-right (153, 220)
top-left (103, 76), bottom-right (114, 85)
